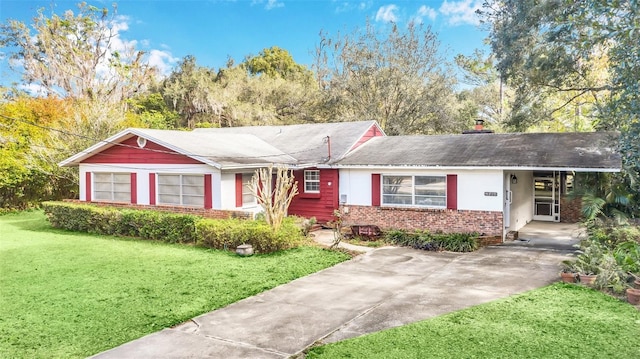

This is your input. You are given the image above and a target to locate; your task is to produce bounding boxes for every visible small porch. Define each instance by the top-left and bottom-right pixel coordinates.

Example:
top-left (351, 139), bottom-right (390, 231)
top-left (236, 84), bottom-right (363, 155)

top-left (502, 221), bottom-right (586, 251)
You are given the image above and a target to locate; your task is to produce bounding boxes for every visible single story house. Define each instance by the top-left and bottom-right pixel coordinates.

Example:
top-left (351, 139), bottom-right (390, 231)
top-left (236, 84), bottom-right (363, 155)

top-left (59, 121), bottom-right (621, 240)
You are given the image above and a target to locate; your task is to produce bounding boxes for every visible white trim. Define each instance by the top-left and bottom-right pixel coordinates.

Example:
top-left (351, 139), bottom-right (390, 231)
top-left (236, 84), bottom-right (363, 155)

top-left (333, 165), bottom-right (619, 172)
top-left (304, 170), bottom-right (321, 193)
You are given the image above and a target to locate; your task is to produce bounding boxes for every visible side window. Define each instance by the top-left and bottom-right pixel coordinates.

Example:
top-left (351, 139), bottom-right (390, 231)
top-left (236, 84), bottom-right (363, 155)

top-left (93, 173), bottom-right (131, 202)
top-left (242, 173), bottom-right (256, 205)
top-left (157, 174), bottom-right (204, 207)
top-left (304, 170), bottom-right (320, 193)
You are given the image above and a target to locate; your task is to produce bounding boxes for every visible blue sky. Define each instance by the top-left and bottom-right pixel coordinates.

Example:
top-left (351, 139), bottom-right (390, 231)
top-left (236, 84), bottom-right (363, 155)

top-left (1, 0), bottom-right (489, 84)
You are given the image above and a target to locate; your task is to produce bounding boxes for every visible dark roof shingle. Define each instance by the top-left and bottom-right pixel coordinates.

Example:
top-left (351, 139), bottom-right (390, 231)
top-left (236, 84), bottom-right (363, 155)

top-left (338, 132), bottom-right (621, 170)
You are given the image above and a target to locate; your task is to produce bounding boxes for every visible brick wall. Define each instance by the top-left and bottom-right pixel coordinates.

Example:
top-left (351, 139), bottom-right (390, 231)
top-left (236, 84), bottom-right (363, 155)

top-left (341, 205), bottom-right (503, 237)
top-left (560, 196), bottom-right (582, 223)
top-left (63, 200), bottom-right (252, 219)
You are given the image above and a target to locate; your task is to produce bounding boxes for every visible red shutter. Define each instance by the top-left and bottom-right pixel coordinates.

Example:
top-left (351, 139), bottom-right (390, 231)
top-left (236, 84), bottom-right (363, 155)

top-left (235, 173), bottom-right (243, 207)
top-left (149, 173), bottom-right (156, 205)
top-left (130, 173), bottom-right (137, 204)
top-left (446, 174), bottom-right (457, 210)
top-left (372, 173), bottom-right (381, 207)
top-left (85, 172), bottom-right (92, 202)
top-left (204, 174), bottom-right (212, 209)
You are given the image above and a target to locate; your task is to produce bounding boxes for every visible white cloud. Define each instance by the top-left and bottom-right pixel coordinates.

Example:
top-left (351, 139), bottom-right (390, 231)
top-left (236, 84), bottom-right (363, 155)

top-left (375, 4), bottom-right (398, 23)
top-left (266, 0), bottom-right (284, 10)
top-left (252, 0), bottom-right (284, 10)
top-left (439, 0), bottom-right (483, 26)
top-left (334, 0), bottom-right (372, 13)
top-left (411, 5), bottom-right (437, 24)
top-left (18, 83), bottom-right (52, 97)
top-left (148, 49), bottom-right (178, 76)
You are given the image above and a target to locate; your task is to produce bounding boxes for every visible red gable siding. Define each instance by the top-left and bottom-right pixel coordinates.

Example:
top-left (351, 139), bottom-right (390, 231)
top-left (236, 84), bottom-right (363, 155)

top-left (288, 169), bottom-right (339, 223)
top-left (83, 137), bottom-right (202, 164)
top-left (350, 123), bottom-right (384, 152)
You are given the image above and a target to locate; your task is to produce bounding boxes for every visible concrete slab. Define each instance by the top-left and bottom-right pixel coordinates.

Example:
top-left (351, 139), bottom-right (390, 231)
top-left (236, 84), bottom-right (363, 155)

top-left (92, 246), bottom-right (575, 359)
top-left (503, 221), bottom-right (585, 251)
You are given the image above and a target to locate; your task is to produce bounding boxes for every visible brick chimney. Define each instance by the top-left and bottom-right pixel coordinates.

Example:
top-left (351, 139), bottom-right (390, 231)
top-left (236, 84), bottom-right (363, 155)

top-left (462, 118), bottom-right (494, 134)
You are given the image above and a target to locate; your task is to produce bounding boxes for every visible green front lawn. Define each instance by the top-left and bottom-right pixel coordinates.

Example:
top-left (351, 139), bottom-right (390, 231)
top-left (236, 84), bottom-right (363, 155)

top-left (0, 211), bottom-right (350, 358)
top-left (307, 283), bottom-right (640, 358)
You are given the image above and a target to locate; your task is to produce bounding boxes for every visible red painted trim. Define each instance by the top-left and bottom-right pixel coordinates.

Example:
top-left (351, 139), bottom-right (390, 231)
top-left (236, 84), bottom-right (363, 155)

top-left (235, 173), bottom-right (243, 207)
top-left (85, 172), bottom-right (92, 202)
top-left (130, 173), bottom-right (137, 204)
top-left (204, 174), bottom-right (213, 209)
top-left (83, 137), bottom-right (202, 164)
top-left (371, 174), bottom-right (381, 207)
top-left (149, 173), bottom-right (156, 205)
top-left (447, 174), bottom-right (457, 210)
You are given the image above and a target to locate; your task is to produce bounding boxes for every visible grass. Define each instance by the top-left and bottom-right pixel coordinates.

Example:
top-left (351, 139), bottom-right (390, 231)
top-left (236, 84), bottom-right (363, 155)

top-left (343, 236), bottom-right (388, 248)
top-left (307, 283), bottom-right (640, 358)
top-left (0, 211), bottom-right (350, 358)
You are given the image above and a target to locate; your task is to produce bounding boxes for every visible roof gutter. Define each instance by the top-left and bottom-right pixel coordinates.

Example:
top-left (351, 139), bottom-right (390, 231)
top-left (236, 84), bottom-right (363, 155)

top-left (332, 164), bottom-right (621, 172)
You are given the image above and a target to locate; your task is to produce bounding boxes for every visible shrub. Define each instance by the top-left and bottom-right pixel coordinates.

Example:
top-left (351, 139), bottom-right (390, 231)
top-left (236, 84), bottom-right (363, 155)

top-left (384, 229), bottom-right (479, 252)
top-left (42, 202), bottom-right (121, 235)
top-left (42, 202), bottom-right (198, 243)
top-left (196, 217), bottom-right (304, 253)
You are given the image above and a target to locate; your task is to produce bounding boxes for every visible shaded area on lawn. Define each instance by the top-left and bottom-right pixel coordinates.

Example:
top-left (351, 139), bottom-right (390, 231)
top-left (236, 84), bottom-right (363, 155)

top-left (0, 211), bottom-right (350, 358)
top-left (307, 283), bottom-right (640, 358)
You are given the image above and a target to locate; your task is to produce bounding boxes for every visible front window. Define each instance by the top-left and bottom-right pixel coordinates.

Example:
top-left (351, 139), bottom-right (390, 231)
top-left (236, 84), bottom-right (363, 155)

top-left (157, 174), bottom-right (204, 207)
top-left (242, 173), bottom-right (256, 206)
top-left (304, 170), bottom-right (320, 193)
top-left (382, 175), bottom-right (445, 207)
top-left (93, 172), bottom-right (130, 202)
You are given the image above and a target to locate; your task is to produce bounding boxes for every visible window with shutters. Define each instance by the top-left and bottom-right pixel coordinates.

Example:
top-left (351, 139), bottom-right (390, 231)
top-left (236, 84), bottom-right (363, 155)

top-left (382, 175), bottom-right (446, 207)
top-left (157, 174), bottom-right (204, 207)
top-left (242, 173), bottom-right (256, 205)
top-left (93, 173), bottom-right (131, 202)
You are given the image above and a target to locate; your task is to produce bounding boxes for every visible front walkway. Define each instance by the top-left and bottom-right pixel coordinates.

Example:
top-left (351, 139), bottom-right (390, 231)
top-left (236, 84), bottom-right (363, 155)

top-left (92, 244), bottom-right (574, 358)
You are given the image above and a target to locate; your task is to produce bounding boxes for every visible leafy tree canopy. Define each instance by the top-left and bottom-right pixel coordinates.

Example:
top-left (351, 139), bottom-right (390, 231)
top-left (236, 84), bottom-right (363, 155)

top-left (313, 21), bottom-right (463, 135)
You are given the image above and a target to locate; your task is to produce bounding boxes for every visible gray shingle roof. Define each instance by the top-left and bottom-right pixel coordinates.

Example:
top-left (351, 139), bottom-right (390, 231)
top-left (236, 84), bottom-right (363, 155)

top-left (193, 121), bottom-right (380, 164)
top-left (60, 121), bottom-right (380, 168)
top-left (337, 132), bottom-right (621, 170)
top-left (134, 129), bottom-right (295, 166)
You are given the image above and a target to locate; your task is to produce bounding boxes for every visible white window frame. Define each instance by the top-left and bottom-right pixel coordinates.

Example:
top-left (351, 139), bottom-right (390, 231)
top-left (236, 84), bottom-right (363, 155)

top-left (242, 173), bottom-right (256, 206)
top-left (304, 170), bottom-right (320, 193)
top-left (93, 172), bottom-right (131, 202)
top-left (156, 174), bottom-right (204, 207)
top-left (382, 175), bottom-right (446, 208)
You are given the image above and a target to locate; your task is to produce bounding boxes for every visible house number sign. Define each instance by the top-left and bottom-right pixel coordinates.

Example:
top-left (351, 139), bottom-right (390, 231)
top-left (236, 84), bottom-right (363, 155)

top-left (484, 192), bottom-right (498, 197)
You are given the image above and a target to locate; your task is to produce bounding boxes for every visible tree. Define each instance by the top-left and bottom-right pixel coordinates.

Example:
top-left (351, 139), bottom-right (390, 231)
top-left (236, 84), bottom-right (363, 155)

top-left (247, 166), bottom-right (299, 232)
top-left (479, 0), bottom-right (640, 217)
top-left (478, 0), bottom-right (611, 131)
top-left (314, 21), bottom-right (461, 135)
top-left (455, 50), bottom-right (508, 130)
top-left (0, 95), bottom-right (77, 209)
top-left (162, 53), bottom-right (320, 128)
top-left (243, 46), bottom-right (314, 82)
top-left (126, 92), bottom-right (179, 129)
top-left (162, 55), bottom-right (222, 128)
top-left (0, 2), bottom-right (157, 105)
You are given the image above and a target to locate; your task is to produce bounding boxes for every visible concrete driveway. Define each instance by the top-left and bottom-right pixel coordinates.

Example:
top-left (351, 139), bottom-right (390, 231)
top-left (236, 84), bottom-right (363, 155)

top-left (92, 244), bottom-right (575, 359)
